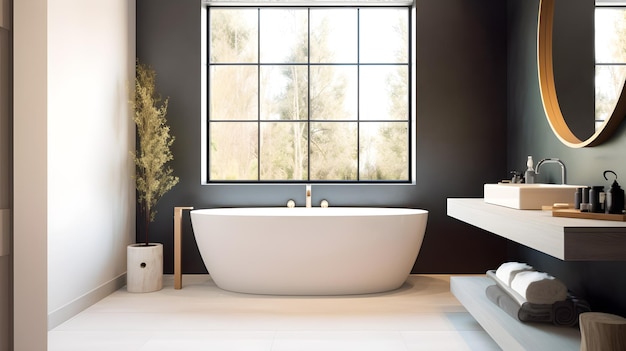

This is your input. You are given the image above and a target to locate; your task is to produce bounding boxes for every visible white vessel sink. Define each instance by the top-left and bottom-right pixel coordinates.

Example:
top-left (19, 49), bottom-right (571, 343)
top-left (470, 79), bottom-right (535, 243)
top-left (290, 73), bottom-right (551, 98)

top-left (484, 183), bottom-right (583, 210)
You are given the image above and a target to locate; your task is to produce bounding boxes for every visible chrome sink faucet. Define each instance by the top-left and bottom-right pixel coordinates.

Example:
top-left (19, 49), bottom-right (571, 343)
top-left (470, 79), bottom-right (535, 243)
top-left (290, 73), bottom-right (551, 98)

top-left (306, 184), bottom-right (312, 208)
top-left (535, 158), bottom-right (566, 184)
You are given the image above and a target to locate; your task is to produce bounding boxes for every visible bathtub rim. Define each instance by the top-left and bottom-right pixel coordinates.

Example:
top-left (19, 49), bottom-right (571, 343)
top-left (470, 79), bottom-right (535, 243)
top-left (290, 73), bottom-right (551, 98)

top-left (190, 207), bottom-right (428, 217)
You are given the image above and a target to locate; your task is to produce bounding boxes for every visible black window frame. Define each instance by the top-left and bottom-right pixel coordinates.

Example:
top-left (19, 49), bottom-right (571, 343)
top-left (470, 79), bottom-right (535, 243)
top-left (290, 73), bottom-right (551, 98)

top-left (204, 5), bottom-right (414, 184)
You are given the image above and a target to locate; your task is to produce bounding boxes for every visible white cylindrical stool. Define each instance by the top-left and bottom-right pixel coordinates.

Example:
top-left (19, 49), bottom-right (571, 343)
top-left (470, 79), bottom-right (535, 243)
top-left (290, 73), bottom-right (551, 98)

top-left (127, 243), bottom-right (163, 293)
top-left (580, 312), bottom-right (626, 351)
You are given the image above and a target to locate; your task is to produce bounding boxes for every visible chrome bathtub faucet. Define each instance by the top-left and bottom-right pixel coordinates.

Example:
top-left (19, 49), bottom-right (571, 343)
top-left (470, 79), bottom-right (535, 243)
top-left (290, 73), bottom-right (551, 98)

top-left (306, 184), bottom-right (312, 208)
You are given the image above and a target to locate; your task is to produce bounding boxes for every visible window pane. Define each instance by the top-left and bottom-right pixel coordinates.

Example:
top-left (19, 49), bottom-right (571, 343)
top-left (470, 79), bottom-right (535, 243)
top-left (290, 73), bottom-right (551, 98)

top-left (360, 65), bottom-right (408, 120)
top-left (210, 122), bottom-right (259, 180)
top-left (260, 9), bottom-right (308, 63)
top-left (260, 122), bottom-right (308, 180)
top-left (260, 65), bottom-right (308, 120)
top-left (310, 9), bottom-right (358, 63)
top-left (360, 8), bottom-right (408, 63)
top-left (595, 65), bottom-right (626, 123)
top-left (595, 8), bottom-right (626, 130)
top-left (210, 9), bottom-right (258, 63)
top-left (310, 122), bottom-right (358, 180)
top-left (360, 122), bottom-right (408, 181)
top-left (207, 7), bottom-right (411, 183)
top-left (310, 66), bottom-right (358, 120)
top-left (595, 8), bottom-right (626, 63)
top-left (210, 65), bottom-right (258, 120)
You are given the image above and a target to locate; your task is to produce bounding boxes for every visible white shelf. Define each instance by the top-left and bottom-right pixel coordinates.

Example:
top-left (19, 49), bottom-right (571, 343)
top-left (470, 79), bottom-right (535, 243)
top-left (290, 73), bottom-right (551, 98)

top-left (447, 198), bottom-right (626, 261)
top-left (451, 276), bottom-right (581, 351)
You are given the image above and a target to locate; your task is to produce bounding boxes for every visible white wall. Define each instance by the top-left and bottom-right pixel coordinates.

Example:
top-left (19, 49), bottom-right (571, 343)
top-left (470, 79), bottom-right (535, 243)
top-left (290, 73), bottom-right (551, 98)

top-left (14, 0), bottom-right (136, 349)
top-left (47, 0), bottom-right (136, 323)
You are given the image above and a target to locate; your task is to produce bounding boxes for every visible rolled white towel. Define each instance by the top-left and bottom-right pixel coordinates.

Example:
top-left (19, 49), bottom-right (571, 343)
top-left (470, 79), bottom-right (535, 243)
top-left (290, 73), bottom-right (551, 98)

top-left (510, 271), bottom-right (568, 305)
top-left (495, 262), bottom-right (534, 286)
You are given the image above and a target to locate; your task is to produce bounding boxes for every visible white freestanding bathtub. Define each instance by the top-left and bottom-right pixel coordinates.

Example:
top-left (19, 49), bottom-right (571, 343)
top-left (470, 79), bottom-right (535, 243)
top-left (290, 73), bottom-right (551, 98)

top-left (190, 207), bottom-right (428, 295)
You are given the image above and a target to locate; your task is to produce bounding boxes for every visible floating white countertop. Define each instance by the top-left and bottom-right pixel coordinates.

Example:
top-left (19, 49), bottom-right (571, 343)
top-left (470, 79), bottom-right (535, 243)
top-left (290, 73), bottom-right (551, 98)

top-left (447, 198), bottom-right (626, 261)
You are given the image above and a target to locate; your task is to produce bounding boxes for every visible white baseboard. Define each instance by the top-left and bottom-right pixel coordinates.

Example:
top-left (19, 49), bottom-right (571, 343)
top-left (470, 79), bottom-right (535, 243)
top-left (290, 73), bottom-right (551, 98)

top-left (48, 273), bottom-right (126, 330)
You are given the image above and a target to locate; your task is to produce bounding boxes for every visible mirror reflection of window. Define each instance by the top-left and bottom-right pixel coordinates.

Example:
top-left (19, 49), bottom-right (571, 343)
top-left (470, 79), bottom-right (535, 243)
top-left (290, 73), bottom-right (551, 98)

top-left (595, 1), bottom-right (626, 130)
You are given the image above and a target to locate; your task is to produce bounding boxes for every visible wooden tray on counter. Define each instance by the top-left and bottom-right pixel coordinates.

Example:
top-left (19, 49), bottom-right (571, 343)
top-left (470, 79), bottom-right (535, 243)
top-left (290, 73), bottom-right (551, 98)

top-left (552, 209), bottom-right (626, 222)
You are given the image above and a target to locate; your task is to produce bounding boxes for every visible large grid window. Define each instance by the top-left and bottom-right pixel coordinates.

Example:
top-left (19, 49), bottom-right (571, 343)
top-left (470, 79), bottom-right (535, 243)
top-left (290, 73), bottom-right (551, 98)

top-left (207, 6), bottom-right (411, 182)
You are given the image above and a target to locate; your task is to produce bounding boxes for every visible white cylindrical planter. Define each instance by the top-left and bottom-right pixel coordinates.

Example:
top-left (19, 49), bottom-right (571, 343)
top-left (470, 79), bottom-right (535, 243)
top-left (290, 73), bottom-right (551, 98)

top-left (127, 243), bottom-right (163, 293)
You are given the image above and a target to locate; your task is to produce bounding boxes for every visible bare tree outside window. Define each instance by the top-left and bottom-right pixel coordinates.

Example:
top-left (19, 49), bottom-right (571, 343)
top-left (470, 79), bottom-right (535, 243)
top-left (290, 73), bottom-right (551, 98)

top-left (208, 7), bottom-right (411, 182)
top-left (595, 7), bottom-right (626, 129)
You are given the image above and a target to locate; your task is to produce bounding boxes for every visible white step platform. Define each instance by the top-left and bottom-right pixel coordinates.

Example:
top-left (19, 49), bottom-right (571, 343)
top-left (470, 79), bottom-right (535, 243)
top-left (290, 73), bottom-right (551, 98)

top-left (450, 276), bottom-right (581, 351)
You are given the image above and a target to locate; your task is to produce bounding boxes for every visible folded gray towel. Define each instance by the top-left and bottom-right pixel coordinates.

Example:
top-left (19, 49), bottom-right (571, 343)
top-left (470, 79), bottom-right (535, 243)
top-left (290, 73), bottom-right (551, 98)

top-left (485, 284), bottom-right (590, 327)
top-left (486, 284), bottom-right (552, 323)
top-left (553, 294), bottom-right (591, 327)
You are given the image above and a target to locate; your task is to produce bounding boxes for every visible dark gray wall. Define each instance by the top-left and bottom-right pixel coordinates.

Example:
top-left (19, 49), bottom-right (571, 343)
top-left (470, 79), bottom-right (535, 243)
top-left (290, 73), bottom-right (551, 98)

top-left (508, 0), bottom-right (626, 316)
top-left (135, 0), bottom-right (626, 319)
top-left (136, 0), bottom-right (509, 275)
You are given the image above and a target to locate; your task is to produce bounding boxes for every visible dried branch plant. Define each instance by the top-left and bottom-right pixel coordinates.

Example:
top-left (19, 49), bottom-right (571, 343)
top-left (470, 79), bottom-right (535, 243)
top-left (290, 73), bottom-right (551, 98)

top-left (131, 62), bottom-right (179, 245)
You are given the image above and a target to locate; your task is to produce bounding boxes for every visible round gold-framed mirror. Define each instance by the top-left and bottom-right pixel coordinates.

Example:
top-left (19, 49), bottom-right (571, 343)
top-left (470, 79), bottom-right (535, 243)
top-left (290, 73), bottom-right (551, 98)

top-left (538, 0), bottom-right (626, 148)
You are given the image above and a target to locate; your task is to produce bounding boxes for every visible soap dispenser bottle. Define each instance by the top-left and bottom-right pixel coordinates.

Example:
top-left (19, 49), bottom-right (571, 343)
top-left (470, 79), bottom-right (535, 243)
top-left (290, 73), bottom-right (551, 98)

top-left (604, 170), bottom-right (624, 214)
top-left (524, 156), bottom-right (536, 184)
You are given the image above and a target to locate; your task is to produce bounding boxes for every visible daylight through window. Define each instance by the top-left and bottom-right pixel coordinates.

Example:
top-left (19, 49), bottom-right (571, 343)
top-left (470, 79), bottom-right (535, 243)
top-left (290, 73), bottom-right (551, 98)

top-left (595, 4), bottom-right (626, 130)
top-left (206, 6), bottom-right (412, 182)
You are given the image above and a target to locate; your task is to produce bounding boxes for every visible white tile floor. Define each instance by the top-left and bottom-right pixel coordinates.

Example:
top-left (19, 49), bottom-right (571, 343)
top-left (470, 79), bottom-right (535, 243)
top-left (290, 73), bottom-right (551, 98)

top-left (49, 275), bottom-right (501, 351)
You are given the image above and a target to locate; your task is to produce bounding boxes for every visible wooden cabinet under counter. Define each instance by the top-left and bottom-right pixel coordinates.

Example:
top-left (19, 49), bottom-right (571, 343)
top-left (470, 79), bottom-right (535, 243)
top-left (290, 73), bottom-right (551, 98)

top-left (447, 198), bottom-right (626, 261)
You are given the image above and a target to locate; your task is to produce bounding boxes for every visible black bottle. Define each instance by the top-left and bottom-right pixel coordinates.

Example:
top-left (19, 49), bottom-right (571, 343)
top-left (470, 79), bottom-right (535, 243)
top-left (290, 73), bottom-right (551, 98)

top-left (604, 171), bottom-right (625, 215)
top-left (590, 186), bottom-right (604, 213)
top-left (574, 187), bottom-right (582, 210)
